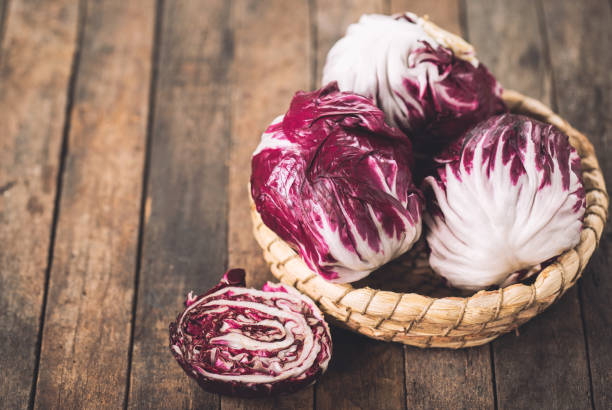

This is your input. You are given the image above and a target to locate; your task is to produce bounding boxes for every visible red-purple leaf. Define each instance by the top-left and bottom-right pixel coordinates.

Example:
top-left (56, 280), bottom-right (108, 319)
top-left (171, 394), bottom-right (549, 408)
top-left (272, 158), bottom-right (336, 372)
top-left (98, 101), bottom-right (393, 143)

top-left (251, 83), bottom-right (423, 283)
top-left (169, 270), bottom-right (332, 397)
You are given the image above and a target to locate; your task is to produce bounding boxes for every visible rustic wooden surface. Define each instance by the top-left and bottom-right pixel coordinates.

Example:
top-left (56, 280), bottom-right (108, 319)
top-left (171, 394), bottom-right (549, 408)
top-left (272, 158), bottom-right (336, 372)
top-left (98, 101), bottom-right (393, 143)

top-left (0, 0), bottom-right (610, 409)
top-left (0, 1), bottom-right (79, 408)
top-left (33, 2), bottom-right (154, 408)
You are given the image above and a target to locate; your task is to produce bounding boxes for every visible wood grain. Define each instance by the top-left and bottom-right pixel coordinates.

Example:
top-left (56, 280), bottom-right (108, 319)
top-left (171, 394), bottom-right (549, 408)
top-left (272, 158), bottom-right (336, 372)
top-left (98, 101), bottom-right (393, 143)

top-left (541, 0), bottom-right (612, 408)
top-left (492, 295), bottom-right (592, 409)
top-left (127, 0), bottom-right (231, 409)
top-left (404, 346), bottom-right (493, 409)
top-left (466, 1), bottom-right (591, 408)
top-left (0, 0), bottom-right (10, 47)
top-left (316, 328), bottom-right (405, 410)
top-left (0, 1), bottom-right (79, 408)
top-left (32, 1), bottom-right (154, 408)
top-left (222, 1), bottom-right (312, 408)
top-left (464, 0), bottom-right (552, 104)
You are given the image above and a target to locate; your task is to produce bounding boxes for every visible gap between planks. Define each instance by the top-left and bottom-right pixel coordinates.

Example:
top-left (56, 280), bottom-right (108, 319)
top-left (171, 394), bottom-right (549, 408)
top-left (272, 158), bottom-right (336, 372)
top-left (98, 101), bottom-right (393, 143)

top-left (28, 0), bottom-right (88, 408)
top-left (123, 0), bottom-right (165, 408)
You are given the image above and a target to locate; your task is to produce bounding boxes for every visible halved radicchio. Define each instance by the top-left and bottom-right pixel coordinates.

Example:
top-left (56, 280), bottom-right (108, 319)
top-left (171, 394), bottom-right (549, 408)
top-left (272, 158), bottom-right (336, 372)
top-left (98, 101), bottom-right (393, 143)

top-left (424, 114), bottom-right (586, 290)
top-left (169, 269), bottom-right (332, 397)
top-left (322, 13), bottom-right (506, 153)
top-left (251, 82), bottom-right (423, 283)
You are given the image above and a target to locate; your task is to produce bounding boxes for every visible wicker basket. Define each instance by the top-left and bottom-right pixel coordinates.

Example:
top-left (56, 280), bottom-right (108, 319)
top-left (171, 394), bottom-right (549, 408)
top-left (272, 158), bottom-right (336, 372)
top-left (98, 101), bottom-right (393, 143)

top-left (250, 15), bottom-right (608, 348)
top-left (250, 89), bottom-right (608, 348)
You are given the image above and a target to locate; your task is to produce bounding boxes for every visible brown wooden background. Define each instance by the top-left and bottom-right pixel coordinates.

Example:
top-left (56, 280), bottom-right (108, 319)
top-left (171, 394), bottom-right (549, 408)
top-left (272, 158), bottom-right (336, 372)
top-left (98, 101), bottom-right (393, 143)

top-left (1, 0), bottom-right (610, 409)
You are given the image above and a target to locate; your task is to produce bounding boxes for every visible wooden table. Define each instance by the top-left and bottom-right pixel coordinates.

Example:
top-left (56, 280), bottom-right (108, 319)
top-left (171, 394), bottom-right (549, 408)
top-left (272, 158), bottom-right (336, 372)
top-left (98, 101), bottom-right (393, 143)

top-left (1, 0), bottom-right (610, 409)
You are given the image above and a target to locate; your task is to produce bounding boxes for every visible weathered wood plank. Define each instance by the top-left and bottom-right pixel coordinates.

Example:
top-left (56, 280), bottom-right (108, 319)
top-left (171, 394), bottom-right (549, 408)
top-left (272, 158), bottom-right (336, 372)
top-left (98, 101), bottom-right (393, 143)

top-left (389, 2), bottom-right (496, 408)
top-left (222, 0), bottom-right (312, 408)
top-left (314, 2), bottom-right (407, 409)
top-left (492, 293), bottom-right (591, 409)
top-left (465, 0), bottom-right (552, 106)
top-left (467, 1), bottom-right (592, 408)
top-left (32, 1), bottom-right (154, 408)
top-left (317, 328), bottom-right (406, 410)
top-left (404, 346), bottom-right (493, 409)
top-left (541, 0), bottom-right (612, 408)
top-left (128, 1), bottom-right (231, 409)
top-left (0, 0), bottom-right (10, 47)
top-left (0, 1), bottom-right (79, 408)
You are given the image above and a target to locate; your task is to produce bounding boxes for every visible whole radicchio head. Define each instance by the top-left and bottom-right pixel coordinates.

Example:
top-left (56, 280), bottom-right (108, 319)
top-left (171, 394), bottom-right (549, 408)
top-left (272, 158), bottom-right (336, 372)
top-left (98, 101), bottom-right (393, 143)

top-left (251, 82), bottom-right (423, 283)
top-left (322, 13), bottom-right (506, 154)
top-left (424, 114), bottom-right (586, 290)
top-left (169, 269), bottom-right (332, 397)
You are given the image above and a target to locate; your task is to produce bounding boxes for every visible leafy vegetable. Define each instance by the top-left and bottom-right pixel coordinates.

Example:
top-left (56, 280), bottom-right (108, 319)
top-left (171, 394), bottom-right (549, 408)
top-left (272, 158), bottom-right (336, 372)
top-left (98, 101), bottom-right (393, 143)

top-left (169, 269), bottom-right (332, 397)
top-left (251, 82), bottom-right (423, 283)
top-left (322, 13), bottom-right (506, 153)
top-left (424, 114), bottom-right (586, 290)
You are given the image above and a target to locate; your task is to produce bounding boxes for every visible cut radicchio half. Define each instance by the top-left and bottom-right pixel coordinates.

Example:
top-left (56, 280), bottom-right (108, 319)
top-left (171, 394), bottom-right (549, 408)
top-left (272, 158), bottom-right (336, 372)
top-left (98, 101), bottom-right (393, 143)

top-left (169, 269), bottom-right (332, 397)
top-left (424, 114), bottom-right (586, 290)
top-left (322, 13), bottom-right (506, 153)
top-left (251, 82), bottom-right (423, 283)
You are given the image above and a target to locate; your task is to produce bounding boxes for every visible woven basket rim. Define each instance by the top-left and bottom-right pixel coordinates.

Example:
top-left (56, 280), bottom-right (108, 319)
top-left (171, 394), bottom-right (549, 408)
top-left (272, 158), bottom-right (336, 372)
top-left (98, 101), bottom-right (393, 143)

top-left (250, 89), bottom-right (608, 348)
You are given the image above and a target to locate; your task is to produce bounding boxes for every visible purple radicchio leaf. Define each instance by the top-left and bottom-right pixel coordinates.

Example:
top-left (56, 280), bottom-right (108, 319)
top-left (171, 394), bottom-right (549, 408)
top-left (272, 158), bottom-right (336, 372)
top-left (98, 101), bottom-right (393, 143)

top-left (251, 82), bottom-right (423, 283)
top-left (169, 269), bottom-right (332, 398)
top-left (322, 13), bottom-right (506, 155)
top-left (423, 114), bottom-right (586, 290)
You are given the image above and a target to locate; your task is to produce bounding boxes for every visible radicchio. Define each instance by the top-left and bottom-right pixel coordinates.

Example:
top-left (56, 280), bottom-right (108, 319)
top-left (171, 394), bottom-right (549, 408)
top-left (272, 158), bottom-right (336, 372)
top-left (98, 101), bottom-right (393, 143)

top-left (322, 13), bottom-right (506, 153)
top-left (169, 269), bottom-right (332, 397)
top-left (251, 82), bottom-right (423, 283)
top-left (424, 114), bottom-right (586, 290)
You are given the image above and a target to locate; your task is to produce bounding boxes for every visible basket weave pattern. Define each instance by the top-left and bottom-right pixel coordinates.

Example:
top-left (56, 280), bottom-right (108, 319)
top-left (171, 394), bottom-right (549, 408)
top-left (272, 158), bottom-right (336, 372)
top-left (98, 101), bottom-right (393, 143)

top-left (250, 90), bottom-right (608, 348)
